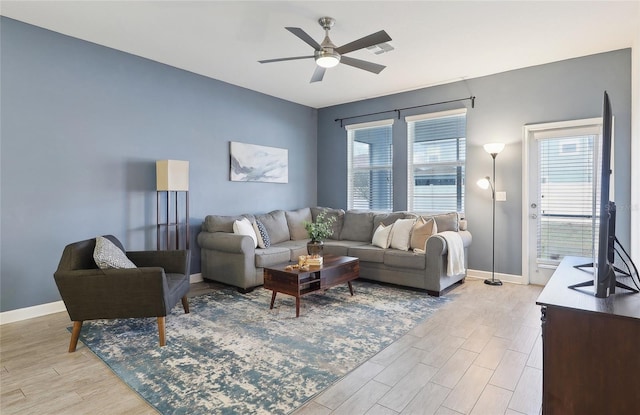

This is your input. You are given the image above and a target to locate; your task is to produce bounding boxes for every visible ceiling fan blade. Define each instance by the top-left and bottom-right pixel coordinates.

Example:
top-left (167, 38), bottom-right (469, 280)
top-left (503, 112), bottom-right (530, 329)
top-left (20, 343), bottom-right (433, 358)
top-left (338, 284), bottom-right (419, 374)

top-left (340, 56), bottom-right (386, 74)
top-left (335, 30), bottom-right (392, 55)
top-left (285, 27), bottom-right (321, 50)
top-left (310, 66), bottom-right (326, 83)
top-left (258, 55), bottom-right (314, 64)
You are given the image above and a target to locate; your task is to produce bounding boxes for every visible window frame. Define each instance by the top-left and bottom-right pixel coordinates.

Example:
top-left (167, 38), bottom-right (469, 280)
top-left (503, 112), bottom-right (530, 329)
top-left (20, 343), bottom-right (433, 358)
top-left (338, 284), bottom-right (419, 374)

top-left (345, 119), bottom-right (394, 211)
top-left (406, 108), bottom-right (467, 214)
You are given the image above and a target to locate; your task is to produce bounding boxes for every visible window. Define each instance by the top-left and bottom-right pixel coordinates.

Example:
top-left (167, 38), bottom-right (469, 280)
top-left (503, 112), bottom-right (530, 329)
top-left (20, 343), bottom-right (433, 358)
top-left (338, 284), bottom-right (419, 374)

top-left (406, 109), bottom-right (467, 213)
top-left (346, 119), bottom-right (394, 211)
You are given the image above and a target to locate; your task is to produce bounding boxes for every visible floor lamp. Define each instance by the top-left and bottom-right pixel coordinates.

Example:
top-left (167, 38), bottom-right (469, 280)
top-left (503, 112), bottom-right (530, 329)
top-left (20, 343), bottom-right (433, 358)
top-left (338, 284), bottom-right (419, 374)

top-left (156, 160), bottom-right (190, 250)
top-left (477, 143), bottom-right (505, 286)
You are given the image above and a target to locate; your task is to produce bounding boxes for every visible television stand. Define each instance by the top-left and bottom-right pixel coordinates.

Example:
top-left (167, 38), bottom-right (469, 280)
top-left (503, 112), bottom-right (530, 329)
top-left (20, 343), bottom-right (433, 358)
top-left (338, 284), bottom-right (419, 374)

top-left (537, 256), bottom-right (640, 414)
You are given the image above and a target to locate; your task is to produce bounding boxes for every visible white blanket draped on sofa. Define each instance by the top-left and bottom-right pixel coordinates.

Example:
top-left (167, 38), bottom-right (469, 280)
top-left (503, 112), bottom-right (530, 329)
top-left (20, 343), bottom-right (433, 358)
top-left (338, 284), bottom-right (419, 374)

top-left (439, 231), bottom-right (465, 276)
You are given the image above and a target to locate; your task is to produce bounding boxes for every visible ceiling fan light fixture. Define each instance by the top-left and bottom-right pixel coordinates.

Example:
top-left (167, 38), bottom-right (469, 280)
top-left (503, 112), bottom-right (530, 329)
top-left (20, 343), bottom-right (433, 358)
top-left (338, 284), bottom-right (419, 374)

top-left (315, 50), bottom-right (341, 68)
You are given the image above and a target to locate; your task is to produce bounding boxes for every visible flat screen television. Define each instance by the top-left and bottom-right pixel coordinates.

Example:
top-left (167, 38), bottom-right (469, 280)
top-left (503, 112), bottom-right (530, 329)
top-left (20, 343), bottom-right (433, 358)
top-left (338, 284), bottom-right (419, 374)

top-left (595, 90), bottom-right (616, 297)
top-left (570, 91), bottom-right (639, 297)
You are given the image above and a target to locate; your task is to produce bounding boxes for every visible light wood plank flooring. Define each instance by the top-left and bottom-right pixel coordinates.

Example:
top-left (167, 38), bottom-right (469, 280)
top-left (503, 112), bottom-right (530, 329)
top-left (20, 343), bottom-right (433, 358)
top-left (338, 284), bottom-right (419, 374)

top-left (1, 279), bottom-right (543, 415)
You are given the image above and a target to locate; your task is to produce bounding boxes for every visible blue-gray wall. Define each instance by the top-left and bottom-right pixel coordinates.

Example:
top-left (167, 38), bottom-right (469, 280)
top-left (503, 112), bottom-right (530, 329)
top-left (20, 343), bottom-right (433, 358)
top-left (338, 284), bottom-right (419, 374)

top-left (317, 49), bottom-right (632, 277)
top-left (0, 18), bottom-right (318, 312)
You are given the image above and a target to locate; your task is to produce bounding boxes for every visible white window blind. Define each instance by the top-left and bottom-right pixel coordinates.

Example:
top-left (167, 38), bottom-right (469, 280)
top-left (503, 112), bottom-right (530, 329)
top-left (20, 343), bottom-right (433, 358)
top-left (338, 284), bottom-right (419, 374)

top-left (346, 119), bottom-right (394, 211)
top-left (535, 124), bottom-right (606, 263)
top-left (406, 109), bottom-right (467, 213)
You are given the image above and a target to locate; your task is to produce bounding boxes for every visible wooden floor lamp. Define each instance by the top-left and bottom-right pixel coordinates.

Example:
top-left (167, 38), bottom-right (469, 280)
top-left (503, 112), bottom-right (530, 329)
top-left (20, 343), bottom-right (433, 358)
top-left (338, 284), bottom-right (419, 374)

top-left (156, 160), bottom-right (189, 250)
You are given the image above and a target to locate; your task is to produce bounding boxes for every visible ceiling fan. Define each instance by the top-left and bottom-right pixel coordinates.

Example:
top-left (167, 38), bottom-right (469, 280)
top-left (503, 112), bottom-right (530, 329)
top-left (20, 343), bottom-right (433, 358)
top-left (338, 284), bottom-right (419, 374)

top-left (259, 17), bottom-right (392, 83)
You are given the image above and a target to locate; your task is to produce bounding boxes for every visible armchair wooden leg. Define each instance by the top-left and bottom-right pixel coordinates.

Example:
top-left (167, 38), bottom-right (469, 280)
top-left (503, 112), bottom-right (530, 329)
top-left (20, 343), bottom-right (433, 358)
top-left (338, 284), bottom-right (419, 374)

top-left (181, 296), bottom-right (190, 314)
top-left (69, 321), bottom-right (83, 353)
top-left (157, 316), bottom-right (166, 347)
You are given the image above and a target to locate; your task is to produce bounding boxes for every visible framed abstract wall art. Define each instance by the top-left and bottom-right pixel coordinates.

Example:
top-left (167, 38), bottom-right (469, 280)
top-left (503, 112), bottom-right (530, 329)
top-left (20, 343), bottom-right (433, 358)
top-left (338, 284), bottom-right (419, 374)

top-left (229, 142), bottom-right (288, 183)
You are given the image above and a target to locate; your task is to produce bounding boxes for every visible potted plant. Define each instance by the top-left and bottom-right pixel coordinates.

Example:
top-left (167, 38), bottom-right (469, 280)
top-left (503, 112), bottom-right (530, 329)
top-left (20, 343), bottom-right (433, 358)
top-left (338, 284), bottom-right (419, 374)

top-left (304, 212), bottom-right (337, 256)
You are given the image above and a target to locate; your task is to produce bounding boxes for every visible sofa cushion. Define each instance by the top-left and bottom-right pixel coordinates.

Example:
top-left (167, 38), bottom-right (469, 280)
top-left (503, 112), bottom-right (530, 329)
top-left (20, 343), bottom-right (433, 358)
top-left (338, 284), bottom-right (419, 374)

top-left (233, 217), bottom-right (257, 248)
top-left (252, 220), bottom-right (271, 248)
top-left (322, 240), bottom-right (368, 256)
top-left (255, 210), bottom-right (290, 244)
top-left (371, 223), bottom-right (393, 248)
top-left (432, 212), bottom-right (459, 232)
top-left (348, 245), bottom-right (385, 263)
top-left (311, 207), bottom-right (344, 240)
top-left (204, 214), bottom-right (255, 233)
top-left (373, 211), bottom-right (407, 227)
top-left (390, 218), bottom-right (416, 251)
top-left (341, 211), bottom-right (376, 242)
top-left (93, 236), bottom-right (136, 269)
top-left (384, 249), bottom-right (426, 270)
top-left (285, 207), bottom-right (312, 240)
top-left (272, 240), bottom-right (309, 261)
top-left (410, 217), bottom-right (438, 251)
top-left (255, 247), bottom-right (290, 268)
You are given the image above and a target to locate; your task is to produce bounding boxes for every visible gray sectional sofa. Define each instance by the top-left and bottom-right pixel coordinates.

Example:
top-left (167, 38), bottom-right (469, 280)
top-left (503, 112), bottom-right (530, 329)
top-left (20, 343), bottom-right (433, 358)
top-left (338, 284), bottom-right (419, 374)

top-left (197, 207), bottom-right (472, 296)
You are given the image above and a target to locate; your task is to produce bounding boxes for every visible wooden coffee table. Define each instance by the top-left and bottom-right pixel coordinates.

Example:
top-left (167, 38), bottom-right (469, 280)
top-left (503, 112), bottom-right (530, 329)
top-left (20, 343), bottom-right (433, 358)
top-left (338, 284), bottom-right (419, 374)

top-left (263, 255), bottom-right (360, 317)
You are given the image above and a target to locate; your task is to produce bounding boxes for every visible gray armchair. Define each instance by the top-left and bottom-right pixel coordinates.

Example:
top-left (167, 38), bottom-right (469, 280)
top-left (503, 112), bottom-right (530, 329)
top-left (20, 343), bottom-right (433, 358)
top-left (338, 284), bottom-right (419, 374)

top-left (54, 235), bottom-right (191, 352)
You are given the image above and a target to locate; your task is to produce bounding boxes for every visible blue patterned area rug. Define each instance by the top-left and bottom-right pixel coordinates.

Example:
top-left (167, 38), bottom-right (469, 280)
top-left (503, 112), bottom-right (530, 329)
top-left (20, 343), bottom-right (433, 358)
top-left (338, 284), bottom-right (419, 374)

top-left (75, 281), bottom-right (448, 414)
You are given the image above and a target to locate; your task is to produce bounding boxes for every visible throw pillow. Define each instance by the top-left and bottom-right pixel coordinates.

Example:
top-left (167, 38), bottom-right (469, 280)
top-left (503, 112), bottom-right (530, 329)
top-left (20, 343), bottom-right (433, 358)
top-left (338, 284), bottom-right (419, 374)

top-left (93, 236), bottom-right (137, 269)
top-left (389, 218), bottom-right (416, 251)
top-left (410, 217), bottom-right (438, 251)
top-left (233, 217), bottom-right (258, 248)
top-left (252, 220), bottom-right (271, 249)
top-left (372, 223), bottom-right (394, 248)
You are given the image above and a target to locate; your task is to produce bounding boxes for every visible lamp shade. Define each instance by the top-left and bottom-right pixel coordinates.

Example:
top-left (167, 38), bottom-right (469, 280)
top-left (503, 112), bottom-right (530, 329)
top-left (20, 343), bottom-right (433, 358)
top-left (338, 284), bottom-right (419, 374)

top-left (477, 177), bottom-right (491, 190)
top-left (156, 160), bottom-right (189, 191)
top-left (483, 143), bottom-right (505, 155)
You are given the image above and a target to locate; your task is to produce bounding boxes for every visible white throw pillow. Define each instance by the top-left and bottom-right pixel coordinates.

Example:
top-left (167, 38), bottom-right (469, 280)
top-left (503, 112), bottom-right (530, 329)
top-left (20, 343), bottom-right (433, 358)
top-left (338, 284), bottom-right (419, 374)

top-left (233, 217), bottom-right (257, 248)
top-left (389, 218), bottom-right (416, 251)
top-left (93, 236), bottom-right (137, 269)
top-left (372, 223), bottom-right (394, 248)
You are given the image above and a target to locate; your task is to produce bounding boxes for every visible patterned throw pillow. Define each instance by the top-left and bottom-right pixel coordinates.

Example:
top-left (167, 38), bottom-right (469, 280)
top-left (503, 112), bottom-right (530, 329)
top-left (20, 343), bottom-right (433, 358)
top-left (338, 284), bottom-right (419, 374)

top-left (252, 220), bottom-right (271, 248)
top-left (93, 236), bottom-right (137, 269)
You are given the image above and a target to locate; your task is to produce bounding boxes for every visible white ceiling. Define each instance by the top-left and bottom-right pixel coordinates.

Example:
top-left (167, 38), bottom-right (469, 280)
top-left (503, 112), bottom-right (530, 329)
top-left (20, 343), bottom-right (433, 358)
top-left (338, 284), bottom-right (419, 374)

top-left (2, 1), bottom-right (638, 108)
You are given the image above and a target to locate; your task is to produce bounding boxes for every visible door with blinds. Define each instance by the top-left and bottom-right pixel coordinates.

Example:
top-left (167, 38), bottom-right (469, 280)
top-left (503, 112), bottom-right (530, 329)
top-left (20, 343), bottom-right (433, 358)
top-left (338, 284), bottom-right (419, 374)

top-left (523, 118), bottom-right (605, 285)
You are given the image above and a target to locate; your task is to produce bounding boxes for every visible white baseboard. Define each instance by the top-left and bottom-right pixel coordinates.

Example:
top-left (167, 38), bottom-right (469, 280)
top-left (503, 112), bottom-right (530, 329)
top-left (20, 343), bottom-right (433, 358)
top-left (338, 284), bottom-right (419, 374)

top-left (1, 274), bottom-right (204, 325)
top-left (0, 300), bottom-right (67, 325)
top-left (466, 269), bottom-right (526, 285)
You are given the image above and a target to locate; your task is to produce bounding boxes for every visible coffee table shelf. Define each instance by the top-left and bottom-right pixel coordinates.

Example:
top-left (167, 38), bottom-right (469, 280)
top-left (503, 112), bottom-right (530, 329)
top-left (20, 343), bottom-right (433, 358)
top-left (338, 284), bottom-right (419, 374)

top-left (263, 255), bottom-right (359, 317)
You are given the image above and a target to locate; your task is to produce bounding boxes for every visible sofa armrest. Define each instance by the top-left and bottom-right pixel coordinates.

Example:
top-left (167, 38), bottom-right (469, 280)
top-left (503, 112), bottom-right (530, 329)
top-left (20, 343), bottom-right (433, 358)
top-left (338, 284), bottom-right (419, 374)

top-left (127, 250), bottom-right (190, 275)
top-left (426, 230), bottom-right (472, 256)
top-left (197, 232), bottom-right (255, 255)
top-left (54, 267), bottom-right (170, 320)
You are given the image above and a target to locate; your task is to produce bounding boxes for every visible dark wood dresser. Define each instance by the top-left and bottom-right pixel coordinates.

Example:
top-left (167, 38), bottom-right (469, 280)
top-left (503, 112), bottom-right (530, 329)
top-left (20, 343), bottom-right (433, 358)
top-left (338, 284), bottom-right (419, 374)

top-left (536, 256), bottom-right (640, 414)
